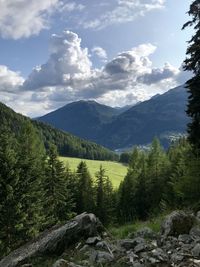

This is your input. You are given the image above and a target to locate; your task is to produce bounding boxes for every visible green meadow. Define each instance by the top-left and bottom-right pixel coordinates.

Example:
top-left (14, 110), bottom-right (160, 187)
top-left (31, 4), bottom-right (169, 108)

top-left (60, 157), bottom-right (128, 188)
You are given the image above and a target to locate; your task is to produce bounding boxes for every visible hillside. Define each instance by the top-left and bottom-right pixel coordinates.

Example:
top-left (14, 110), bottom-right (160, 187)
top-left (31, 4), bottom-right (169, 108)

top-left (100, 85), bottom-right (189, 149)
top-left (0, 102), bottom-right (118, 160)
top-left (37, 85), bottom-right (189, 149)
top-left (38, 100), bottom-right (119, 140)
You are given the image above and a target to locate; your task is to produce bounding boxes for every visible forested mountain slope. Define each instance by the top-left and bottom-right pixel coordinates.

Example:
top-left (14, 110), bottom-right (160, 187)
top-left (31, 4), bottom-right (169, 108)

top-left (0, 102), bottom-right (118, 160)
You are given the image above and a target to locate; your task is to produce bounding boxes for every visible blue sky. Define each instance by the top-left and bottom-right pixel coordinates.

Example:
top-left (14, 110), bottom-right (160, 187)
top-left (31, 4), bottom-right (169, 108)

top-left (0, 0), bottom-right (193, 116)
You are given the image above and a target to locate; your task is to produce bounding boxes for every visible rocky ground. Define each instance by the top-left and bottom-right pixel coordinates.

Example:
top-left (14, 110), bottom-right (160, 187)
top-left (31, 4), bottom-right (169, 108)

top-left (1, 211), bottom-right (200, 267)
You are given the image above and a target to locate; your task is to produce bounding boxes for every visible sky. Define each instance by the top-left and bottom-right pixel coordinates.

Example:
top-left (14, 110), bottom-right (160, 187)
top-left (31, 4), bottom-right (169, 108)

top-left (0, 0), bottom-right (193, 117)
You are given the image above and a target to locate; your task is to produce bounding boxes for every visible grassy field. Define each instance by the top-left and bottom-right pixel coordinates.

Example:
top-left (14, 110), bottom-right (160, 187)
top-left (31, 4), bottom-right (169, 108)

top-left (60, 157), bottom-right (128, 188)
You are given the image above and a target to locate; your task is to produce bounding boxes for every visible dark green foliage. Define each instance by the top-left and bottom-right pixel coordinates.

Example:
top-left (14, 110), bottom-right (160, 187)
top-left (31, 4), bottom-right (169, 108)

top-left (182, 1), bottom-right (200, 150)
top-left (0, 101), bottom-right (118, 161)
top-left (0, 129), bottom-right (20, 255)
top-left (44, 145), bottom-right (74, 225)
top-left (0, 122), bottom-right (47, 256)
top-left (95, 165), bottom-right (115, 225)
top-left (119, 152), bottom-right (131, 164)
top-left (76, 161), bottom-right (95, 214)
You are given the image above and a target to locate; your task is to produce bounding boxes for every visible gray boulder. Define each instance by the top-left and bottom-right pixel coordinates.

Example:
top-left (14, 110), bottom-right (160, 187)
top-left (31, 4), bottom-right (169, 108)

top-left (0, 213), bottom-right (102, 267)
top-left (161, 211), bottom-right (195, 237)
top-left (134, 227), bottom-right (156, 239)
top-left (119, 237), bottom-right (145, 250)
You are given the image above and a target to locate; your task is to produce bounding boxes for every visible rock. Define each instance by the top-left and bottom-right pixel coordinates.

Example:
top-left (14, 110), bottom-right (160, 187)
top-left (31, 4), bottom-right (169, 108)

top-left (134, 227), bottom-right (156, 239)
top-left (190, 226), bottom-right (200, 239)
top-left (161, 211), bottom-right (195, 237)
top-left (192, 244), bottom-right (200, 257)
top-left (196, 211), bottom-right (200, 221)
top-left (178, 234), bottom-right (192, 244)
top-left (134, 243), bottom-right (149, 254)
top-left (0, 213), bottom-right (102, 267)
top-left (151, 248), bottom-right (169, 262)
top-left (119, 237), bottom-right (145, 250)
top-left (89, 250), bottom-right (114, 264)
top-left (21, 265), bottom-right (32, 267)
top-left (85, 236), bottom-right (101, 245)
top-left (52, 259), bottom-right (68, 267)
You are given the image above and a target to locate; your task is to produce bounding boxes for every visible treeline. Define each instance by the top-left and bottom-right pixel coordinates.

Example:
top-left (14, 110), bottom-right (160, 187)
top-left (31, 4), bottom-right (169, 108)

top-left (0, 121), bottom-right (115, 257)
top-left (117, 138), bottom-right (200, 223)
top-left (0, 102), bottom-right (118, 161)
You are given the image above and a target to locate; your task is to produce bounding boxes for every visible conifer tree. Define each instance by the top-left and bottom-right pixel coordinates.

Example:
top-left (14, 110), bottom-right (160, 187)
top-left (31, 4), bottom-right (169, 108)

top-left (0, 129), bottom-right (21, 256)
top-left (76, 161), bottom-right (94, 213)
top-left (44, 144), bottom-right (74, 225)
top-left (17, 121), bottom-right (46, 239)
top-left (95, 165), bottom-right (114, 224)
top-left (182, 0), bottom-right (200, 150)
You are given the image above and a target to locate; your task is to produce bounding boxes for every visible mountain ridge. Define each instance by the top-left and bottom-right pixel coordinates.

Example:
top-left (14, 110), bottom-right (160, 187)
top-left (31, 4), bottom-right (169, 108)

top-left (37, 85), bottom-right (190, 149)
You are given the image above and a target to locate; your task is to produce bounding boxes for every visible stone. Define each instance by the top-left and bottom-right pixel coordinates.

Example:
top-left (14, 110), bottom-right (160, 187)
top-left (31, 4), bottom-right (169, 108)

top-left (85, 236), bottom-right (101, 245)
top-left (190, 226), bottom-right (200, 239)
top-left (161, 211), bottom-right (195, 237)
top-left (89, 250), bottom-right (114, 264)
top-left (0, 213), bottom-right (103, 267)
top-left (192, 244), bottom-right (200, 257)
top-left (151, 248), bottom-right (169, 262)
top-left (134, 243), bottom-right (148, 254)
top-left (119, 237), bottom-right (145, 250)
top-left (134, 227), bottom-right (156, 239)
top-left (178, 234), bottom-right (192, 244)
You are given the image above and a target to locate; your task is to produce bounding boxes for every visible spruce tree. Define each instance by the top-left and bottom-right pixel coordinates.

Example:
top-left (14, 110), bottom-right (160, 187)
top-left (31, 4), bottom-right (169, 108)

top-left (0, 129), bottom-right (21, 256)
top-left (76, 161), bottom-right (95, 214)
top-left (17, 121), bottom-right (46, 239)
top-left (95, 165), bottom-right (114, 224)
top-left (182, 1), bottom-right (200, 150)
top-left (44, 144), bottom-right (74, 225)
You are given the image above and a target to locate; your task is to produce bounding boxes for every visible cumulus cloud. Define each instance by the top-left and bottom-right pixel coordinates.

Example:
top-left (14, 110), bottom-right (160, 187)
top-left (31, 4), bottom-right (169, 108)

top-left (2, 30), bottom-right (187, 116)
top-left (0, 0), bottom-right (85, 39)
top-left (0, 65), bottom-right (24, 92)
top-left (91, 46), bottom-right (108, 61)
top-left (137, 63), bottom-right (180, 85)
top-left (0, 0), bottom-right (61, 39)
top-left (83, 0), bottom-right (165, 30)
top-left (23, 30), bottom-right (92, 90)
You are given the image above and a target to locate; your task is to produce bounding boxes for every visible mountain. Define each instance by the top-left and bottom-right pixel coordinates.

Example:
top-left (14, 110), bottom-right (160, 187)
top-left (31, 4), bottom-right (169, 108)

top-left (37, 85), bottom-right (189, 150)
top-left (0, 102), bottom-right (118, 161)
top-left (100, 85), bottom-right (189, 149)
top-left (38, 100), bottom-right (119, 140)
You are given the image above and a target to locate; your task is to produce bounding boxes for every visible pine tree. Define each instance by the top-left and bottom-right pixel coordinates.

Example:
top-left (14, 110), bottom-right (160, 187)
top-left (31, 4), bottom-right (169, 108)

top-left (17, 121), bottom-right (46, 239)
top-left (0, 129), bottom-right (21, 256)
top-left (95, 165), bottom-right (115, 224)
top-left (44, 144), bottom-right (74, 225)
top-left (76, 161), bottom-right (95, 214)
top-left (182, 1), bottom-right (200, 150)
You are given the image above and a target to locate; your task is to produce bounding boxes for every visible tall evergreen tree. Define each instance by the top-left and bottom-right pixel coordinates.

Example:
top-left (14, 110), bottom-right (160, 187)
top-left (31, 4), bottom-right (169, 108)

top-left (44, 144), bottom-right (74, 225)
top-left (17, 121), bottom-right (46, 239)
top-left (76, 161), bottom-right (94, 214)
top-left (0, 129), bottom-right (21, 256)
top-left (182, 1), bottom-right (200, 150)
top-left (95, 165), bottom-right (114, 224)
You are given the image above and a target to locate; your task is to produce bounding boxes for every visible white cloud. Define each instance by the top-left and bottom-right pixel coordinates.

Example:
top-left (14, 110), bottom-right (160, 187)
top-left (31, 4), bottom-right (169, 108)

top-left (23, 30), bottom-right (92, 90)
top-left (0, 0), bottom-right (60, 39)
top-left (1, 30), bottom-right (188, 117)
top-left (0, 65), bottom-right (24, 92)
top-left (83, 0), bottom-right (165, 30)
top-left (92, 46), bottom-right (108, 61)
